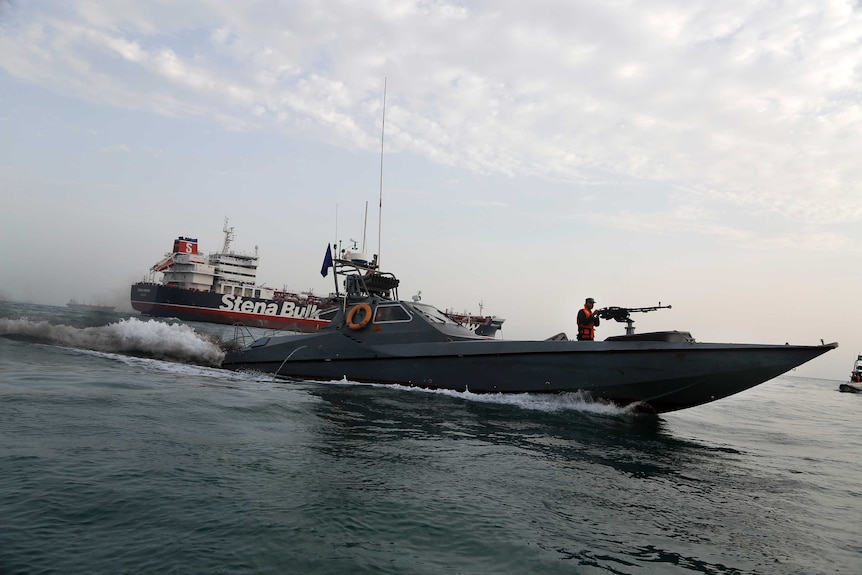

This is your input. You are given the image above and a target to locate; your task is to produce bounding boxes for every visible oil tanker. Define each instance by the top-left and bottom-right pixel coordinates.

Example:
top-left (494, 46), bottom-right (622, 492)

top-left (130, 221), bottom-right (503, 335)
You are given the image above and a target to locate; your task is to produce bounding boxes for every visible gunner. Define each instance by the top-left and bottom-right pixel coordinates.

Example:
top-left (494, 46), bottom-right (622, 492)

top-left (577, 297), bottom-right (600, 341)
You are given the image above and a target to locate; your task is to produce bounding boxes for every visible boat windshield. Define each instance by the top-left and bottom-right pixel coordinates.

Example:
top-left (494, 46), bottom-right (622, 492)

top-left (410, 303), bottom-right (459, 325)
top-left (374, 303), bottom-right (412, 323)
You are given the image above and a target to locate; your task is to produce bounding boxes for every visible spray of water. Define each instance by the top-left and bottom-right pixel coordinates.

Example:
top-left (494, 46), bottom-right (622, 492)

top-left (0, 317), bottom-right (225, 366)
top-left (322, 377), bottom-right (634, 415)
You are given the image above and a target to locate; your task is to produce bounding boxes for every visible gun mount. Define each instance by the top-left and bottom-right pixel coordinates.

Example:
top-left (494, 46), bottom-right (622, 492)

top-left (595, 304), bottom-right (672, 336)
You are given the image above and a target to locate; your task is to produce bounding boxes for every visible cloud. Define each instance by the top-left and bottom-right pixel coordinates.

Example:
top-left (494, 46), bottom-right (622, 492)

top-left (100, 144), bottom-right (130, 153)
top-left (583, 202), bottom-right (854, 253)
top-left (1, 0), bottom-right (861, 227)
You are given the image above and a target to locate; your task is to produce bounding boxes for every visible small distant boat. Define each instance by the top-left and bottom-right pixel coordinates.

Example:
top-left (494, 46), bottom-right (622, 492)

top-left (839, 354), bottom-right (862, 393)
top-left (67, 299), bottom-right (115, 313)
top-left (444, 309), bottom-right (505, 338)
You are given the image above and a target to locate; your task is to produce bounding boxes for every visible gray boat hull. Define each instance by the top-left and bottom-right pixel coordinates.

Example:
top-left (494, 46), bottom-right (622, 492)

top-left (222, 262), bottom-right (837, 413)
top-left (222, 330), bottom-right (836, 413)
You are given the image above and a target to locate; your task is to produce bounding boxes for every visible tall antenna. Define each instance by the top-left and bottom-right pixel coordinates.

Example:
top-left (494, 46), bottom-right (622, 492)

top-left (361, 200), bottom-right (369, 254)
top-left (221, 217), bottom-right (234, 254)
top-left (377, 77), bottom-right (387, 268)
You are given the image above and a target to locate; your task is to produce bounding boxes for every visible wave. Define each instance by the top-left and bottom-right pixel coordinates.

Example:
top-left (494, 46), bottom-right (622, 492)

top-left (314, 377), bottom-right (634, 415)
top-left (0, 317), bottom-right (224, 367)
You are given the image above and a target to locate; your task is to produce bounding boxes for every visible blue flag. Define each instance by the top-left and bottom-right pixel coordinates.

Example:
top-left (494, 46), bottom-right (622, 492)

top-left (320, 243), bottom-right (334, 277)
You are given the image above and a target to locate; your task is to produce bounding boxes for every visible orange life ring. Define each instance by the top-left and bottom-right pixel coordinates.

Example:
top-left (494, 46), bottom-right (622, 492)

top-left (346, 303), bottom-right (372, 330)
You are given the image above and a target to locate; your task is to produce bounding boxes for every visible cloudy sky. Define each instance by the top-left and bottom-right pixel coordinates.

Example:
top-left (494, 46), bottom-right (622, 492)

top-left (1, 0), bottom-right (859, 378)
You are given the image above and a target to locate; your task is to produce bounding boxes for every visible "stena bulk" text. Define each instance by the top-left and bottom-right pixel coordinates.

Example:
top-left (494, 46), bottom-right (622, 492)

top-left (219, 295), bottom-right (323, 319)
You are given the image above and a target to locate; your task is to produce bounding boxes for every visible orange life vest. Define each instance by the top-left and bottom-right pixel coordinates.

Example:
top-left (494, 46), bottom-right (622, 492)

top-left (578, 306), bottom-right (595, 340)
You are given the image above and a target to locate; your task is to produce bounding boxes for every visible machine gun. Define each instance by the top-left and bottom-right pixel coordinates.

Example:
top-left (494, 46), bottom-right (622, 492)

top-left (595, 303), bottom-right (672, 336)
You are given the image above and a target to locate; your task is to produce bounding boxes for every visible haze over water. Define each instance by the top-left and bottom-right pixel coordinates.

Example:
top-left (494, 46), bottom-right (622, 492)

top-left (1, 302), bottom-right (859, 574)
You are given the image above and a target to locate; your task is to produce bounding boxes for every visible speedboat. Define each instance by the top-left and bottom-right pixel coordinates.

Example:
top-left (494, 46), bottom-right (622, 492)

top-left (221, 257), bottom-right (837, 413)
top-left (839, 354), bottom-right (862, 393)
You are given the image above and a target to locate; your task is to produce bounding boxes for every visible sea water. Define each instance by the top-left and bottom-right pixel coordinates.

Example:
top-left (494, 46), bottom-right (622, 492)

top-left (1, 302), bottom-right (859, 574)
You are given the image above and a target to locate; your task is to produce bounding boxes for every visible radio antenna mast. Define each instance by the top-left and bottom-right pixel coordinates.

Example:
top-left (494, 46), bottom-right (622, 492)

top-left (361, 200), bottom-right (369, 254)
top-left (377, 77), bottom-right (387, 268)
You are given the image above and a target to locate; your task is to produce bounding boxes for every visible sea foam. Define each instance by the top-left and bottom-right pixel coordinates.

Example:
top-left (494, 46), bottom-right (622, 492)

top-left (0, 317), bottom-right (225, 367)
top-left (325, 377), bottom-right (632, 415)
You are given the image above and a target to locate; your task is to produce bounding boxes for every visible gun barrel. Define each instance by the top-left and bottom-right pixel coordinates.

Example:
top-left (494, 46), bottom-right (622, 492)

top-left (626, 304), bottom-right (672, 313)
top-left (595, 304), bottom-right (672, 322)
